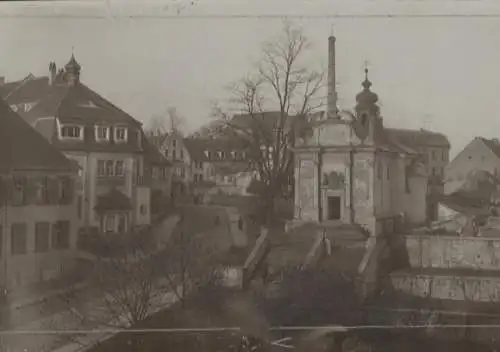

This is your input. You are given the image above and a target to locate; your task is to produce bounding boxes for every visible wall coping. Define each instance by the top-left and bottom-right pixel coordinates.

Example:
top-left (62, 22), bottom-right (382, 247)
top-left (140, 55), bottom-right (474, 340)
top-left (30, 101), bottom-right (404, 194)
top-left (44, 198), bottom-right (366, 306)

top-left (403, 234), bottom-right (500, 242)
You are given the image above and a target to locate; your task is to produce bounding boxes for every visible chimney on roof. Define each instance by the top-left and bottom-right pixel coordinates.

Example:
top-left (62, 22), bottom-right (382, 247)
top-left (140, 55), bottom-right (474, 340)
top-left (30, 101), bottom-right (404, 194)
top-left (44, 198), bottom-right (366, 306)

top-left (327, 36), bottom-right (339, 120)
top-left (0, 77), bottom-right (4, 86)
top-left (49, 62), bottom-right (57, 85)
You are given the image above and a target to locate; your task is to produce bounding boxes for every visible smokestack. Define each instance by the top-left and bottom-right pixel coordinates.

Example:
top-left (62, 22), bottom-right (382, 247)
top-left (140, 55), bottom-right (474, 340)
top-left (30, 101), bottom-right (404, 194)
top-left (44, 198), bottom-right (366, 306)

top-left (49, 62), bottom-right (57, 85)
top-left (327, 36), bottom-right (338, 119)
top-left (0, 77), bottom-right (5, 86)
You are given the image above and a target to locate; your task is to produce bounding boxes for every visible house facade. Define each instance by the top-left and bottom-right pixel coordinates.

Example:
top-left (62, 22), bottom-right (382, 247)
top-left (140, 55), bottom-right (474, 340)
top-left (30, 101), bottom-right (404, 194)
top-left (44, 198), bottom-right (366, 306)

top-left (183, 137), bottom-right (253, 196)
top-left (143, 138), bottom-right (173, 216)
top-left (0, 97), bottom-right (79, 288)
top-left (292, 36), bottom-right (437, 236)
top-left (388, 128), bottom-right (450, 221)
top-left (1, 56), bottom-right (152, 235)
top-left (445, 137), bottom-right (500, 195)
top-left (158, 131), bottom-right (192, 198)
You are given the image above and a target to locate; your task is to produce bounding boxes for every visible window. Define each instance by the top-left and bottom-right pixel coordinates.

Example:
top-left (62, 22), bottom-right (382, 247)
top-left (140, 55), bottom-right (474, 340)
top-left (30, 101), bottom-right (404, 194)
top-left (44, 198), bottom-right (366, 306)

top-left (114, 126), bottom-right (128, 142)
top-left (180, 149), bottom-right (184, 160)
top-left (140, 204), bottom-right (147, 215)
top-left (117, 214), bottom-right (127, 233)
top-left (35, 177), bottom-right (48, 204)
top-left (432, 150), bottom-right (437, 160)
top-left (172, 140), bottom-right (177, 148)
top-left (377, 162), bottom-right (382, 179)
top-left (12, 176), bottom-right (26, 206)
top-left (152, 167), bottom-right (160, 179)
top-left (105, 160), bottom-right (114, 176)
top-left (97, 160), bottom-right (106, 177)
top-left (105, 215), bottom-right (115, 233)
top-left (442, 150), bottom-right (447, 161)
top-left (180, 167), bottom-right (185, 178)
top-left (52, 221), bottom-right (70, 249)
top-left (136, 130), bottom-right (142, 148)
top-left (11, 223), bottom-right (27, 255)
top-left (35, 222), bottom-right (50, 252)
top-left (115, 160), bottom-right (124, 176)
top-left (238, 217), bottom-right (243, 231)
top-left (59, 176), bottom-right (73, 204)
top-left (432, 167), bottom-right (436, 176)
top-left (61, 125), bottom-right (82, 139)
top-left (386, 165), bottom-right (390, 181)
top-left (164, 149), bottom-right (169, 159)
top-left (95, 125), bottom-right (110, 141)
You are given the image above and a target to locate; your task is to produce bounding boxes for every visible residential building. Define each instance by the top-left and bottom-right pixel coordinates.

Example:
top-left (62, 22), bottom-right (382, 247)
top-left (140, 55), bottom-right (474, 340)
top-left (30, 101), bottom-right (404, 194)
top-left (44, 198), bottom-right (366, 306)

top-left (158, 131), bottom-right (191, 197)
top-left (388, 128), bottom-right (450, 221)
top-left (1, 56), bottom-right (151, 235)
top-left (143, 138), bottom-right (173, 216)
top-left (292, 36), bottom-right (441, 235)
top-left (0, 97), bottom-right (79, 288)
top-left (183, 137), bottom-right (253, 196)
top-left (445, 137), bottom-right (500, 195)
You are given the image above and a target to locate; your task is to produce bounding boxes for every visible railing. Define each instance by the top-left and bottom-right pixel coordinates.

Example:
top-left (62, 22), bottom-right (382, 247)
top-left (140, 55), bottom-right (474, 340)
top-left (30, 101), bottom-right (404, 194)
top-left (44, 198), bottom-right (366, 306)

top-left (96, 175), bottom-right (126, 187)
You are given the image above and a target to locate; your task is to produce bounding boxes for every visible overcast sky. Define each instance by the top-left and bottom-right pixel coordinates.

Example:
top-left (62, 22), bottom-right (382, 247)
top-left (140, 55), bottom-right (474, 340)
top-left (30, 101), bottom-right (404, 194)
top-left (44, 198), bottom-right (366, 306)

top-left (2, 0), bottom-right (500, 156)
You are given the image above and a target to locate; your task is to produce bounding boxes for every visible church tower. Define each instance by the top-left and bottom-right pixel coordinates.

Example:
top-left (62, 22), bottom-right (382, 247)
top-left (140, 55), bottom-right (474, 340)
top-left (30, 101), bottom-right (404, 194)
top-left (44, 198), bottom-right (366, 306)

top-left (354, 68), bottom-right (384, 144)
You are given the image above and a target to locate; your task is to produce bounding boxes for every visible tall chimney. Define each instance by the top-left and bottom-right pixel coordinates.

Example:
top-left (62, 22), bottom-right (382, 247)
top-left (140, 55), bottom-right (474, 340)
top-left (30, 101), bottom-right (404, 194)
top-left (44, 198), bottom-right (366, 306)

top-left (49, 62), bottom-right (57, 85)
top-left (327, 36), bottom-right (338, 119)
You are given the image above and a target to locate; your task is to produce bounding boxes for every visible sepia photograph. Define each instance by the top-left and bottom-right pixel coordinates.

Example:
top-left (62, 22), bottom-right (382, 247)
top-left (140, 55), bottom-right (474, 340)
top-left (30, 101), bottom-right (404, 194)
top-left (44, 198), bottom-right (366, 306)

top-left (0, 0), bottom-right (500, 351)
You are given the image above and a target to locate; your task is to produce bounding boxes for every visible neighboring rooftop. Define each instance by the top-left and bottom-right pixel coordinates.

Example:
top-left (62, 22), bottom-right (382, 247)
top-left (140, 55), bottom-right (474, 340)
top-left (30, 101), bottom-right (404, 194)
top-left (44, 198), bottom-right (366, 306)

top-left (0, 97), bottom-right (75, 173)
top-left (386, 128), bottom-right (451, 149)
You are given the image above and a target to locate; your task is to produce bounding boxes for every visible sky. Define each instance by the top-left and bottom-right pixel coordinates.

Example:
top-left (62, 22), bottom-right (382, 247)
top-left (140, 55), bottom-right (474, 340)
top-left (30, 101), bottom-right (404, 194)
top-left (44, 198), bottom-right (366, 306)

top-left (1, 0), bottom-right (500, 156)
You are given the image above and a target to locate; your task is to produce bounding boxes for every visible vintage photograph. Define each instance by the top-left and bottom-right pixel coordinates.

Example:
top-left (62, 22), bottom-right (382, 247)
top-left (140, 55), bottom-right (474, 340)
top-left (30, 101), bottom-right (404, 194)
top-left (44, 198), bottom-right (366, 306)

top-left (0, 0), bottom-right (499, 351)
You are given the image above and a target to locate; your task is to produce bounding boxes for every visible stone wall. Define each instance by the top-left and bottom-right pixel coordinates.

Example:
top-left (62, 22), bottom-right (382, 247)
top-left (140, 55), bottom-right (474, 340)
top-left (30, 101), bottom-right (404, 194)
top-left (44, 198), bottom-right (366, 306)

top-left (390, 272), bottom-right (500, 302)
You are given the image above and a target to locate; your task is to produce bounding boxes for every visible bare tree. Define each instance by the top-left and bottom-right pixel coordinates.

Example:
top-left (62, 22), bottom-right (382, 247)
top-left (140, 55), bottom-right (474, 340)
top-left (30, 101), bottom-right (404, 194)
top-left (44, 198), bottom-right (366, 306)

top-left (146, 106), bottom-right (187, 149)
top-left (212, 21), bottom-right (324, 224)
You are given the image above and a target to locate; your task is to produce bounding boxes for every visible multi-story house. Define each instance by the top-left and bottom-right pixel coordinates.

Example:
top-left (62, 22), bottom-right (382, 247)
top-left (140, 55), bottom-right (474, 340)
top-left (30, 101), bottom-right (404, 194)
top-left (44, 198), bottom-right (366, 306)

top-left (0, 97), bottom-right (79, 288)
top-left (388, 128), bottom-right (450, 221)
top-left (158, 131), bottom-right (192, 197)
top-left (1, 56), bottom-right (152, 235)
top-left (183, 138), bottom-right (252, 196)
top-left (143, 138), bottom-right (173, 216)
top-left (445, 137), bottom-right (500, 195)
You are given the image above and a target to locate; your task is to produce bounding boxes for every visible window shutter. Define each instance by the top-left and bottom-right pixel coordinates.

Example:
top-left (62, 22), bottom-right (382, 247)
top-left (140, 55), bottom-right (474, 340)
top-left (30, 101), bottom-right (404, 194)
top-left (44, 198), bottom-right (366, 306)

top-left (65, 177), bottom-right (74, 205)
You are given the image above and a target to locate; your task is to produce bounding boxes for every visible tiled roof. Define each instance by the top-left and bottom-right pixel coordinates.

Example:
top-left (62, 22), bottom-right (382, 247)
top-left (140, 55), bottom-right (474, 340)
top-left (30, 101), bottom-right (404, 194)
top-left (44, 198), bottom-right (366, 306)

top-left (143, 137), bottom-right (171, 166)
top-left (478, 137), bottom-right (500, 159)
top-left (94, 188), bottom-right (133, 213)
top-left (385, 128), bottom-right (451, 148)
top-left (0, 98), bottom-right (75, 173)
top-left (183, 138), bottom-right (209, 162)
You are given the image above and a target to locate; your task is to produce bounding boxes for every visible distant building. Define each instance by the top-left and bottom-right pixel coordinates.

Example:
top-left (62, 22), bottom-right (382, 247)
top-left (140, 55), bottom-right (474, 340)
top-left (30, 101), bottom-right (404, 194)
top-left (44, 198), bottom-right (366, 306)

top-left (445, 137), bottom-right (500, 195)
top-left (292, 36), bottom-right (442, 235)
top-left (1, 56), bottom-right (153, 235)
top-left (158, 131), bottom-right (192, 198)
top-left (142, 138), bottom-right (173, 216)
top-left (0, 97), bottom-right (79, 288)
top-left (388, 128), bottom-right (450, 221)
top-left (183, 137), bottom-right (253, 196)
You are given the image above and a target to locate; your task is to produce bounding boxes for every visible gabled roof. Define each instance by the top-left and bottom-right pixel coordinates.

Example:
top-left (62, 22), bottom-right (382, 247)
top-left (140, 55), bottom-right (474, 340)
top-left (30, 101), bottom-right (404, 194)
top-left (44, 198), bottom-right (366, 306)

top-left (0, 97), bottom-right (75, 173)
top-left (386, 128), bottom-right (450, 148)
top-left (143, 137), bottom-right (171, 166)
top-left (478, 137), bottom-right (500, 159)
top-left (183, 138), bottom-right (209, 162)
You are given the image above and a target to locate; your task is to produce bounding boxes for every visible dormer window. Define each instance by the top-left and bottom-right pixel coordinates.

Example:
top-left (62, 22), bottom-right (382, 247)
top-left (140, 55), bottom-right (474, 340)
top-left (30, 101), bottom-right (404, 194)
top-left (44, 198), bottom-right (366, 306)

top-left (95, 125), bottom-right (110, 141)
top-left (60, 125), bottom-right (83, 140)
top-left (114, 126), bottom-right (128, 143)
